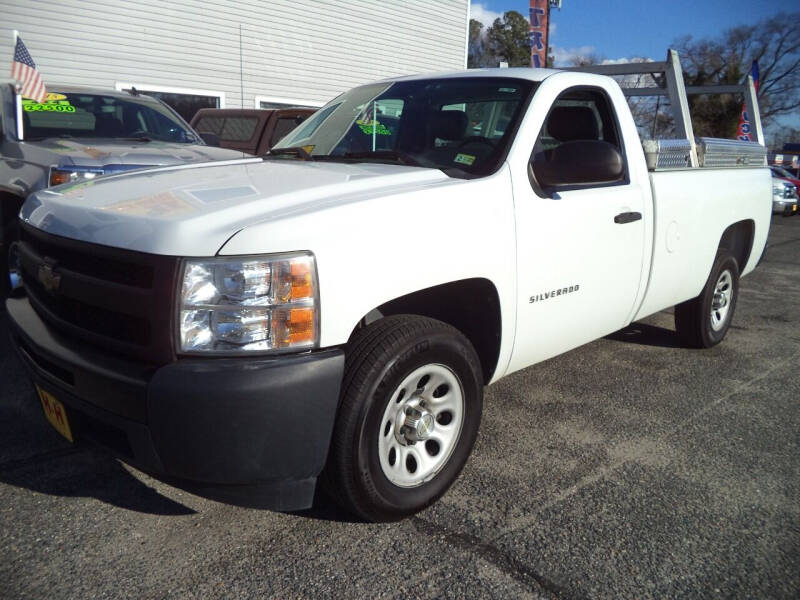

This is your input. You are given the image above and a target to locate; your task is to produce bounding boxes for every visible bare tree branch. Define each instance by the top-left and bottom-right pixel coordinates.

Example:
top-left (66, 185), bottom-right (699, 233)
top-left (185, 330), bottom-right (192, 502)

top-left (673, 11), bottom-right (800, 146)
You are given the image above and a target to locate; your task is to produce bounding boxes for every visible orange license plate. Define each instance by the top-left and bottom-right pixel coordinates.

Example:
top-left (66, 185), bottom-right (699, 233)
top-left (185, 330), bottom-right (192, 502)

top-left (37, 386), bottom-right (73, 442)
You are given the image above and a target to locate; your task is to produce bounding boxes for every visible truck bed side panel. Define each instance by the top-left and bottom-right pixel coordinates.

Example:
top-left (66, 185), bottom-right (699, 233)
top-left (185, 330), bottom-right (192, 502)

top-left (634, 166), bottom-right (771, 320)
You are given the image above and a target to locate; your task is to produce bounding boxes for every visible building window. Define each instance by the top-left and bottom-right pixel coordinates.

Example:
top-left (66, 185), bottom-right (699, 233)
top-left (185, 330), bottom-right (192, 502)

top-left (254, 95), bottom-right (324, 110)
top-left (115, 83), bottom-right (225, 123)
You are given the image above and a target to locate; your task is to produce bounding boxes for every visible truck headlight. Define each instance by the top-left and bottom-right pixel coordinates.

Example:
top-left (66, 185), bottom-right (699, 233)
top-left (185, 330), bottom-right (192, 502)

top-left (49, 166), bottom-right (104, 187)
top-left (178, 253), bottom-right (318, 353)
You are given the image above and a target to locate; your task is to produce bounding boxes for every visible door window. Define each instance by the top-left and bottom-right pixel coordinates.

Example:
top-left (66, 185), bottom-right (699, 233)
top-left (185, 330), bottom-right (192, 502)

top-left (531, 87), bottom-right (626, 189)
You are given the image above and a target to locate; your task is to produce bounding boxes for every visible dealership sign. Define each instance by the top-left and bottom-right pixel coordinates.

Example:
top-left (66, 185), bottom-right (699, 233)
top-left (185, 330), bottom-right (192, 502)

top-left (529, 0), bottom-right (549, 68)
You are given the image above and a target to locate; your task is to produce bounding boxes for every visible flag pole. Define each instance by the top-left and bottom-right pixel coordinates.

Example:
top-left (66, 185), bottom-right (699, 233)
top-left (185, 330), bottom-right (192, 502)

top-left (12, 29), bottom-right (24, 140)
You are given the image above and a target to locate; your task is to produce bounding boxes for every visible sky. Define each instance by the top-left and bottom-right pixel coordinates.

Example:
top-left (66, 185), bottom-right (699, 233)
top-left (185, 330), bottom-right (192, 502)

top-left (471, 0), bottom-right (787, 66)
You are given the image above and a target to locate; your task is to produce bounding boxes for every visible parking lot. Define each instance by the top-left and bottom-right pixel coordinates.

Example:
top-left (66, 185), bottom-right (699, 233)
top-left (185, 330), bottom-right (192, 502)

top-left (0, 215), bottom-right (798, 599)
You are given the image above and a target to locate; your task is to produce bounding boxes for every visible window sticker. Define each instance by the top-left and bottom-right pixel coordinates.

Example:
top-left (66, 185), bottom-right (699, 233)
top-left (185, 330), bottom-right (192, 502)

top-left (454, 153), bottom-right (476, 166)
top-left (22, 92), bottom-right (75, 113)
top-left (356, 118), bottom-right (391, 135)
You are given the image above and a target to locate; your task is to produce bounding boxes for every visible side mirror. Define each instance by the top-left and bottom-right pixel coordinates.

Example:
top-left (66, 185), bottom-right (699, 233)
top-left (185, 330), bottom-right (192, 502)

top-left (533, 140), bottom-right (624, 188)
top-left (198, 131), bottom-right (220, 146)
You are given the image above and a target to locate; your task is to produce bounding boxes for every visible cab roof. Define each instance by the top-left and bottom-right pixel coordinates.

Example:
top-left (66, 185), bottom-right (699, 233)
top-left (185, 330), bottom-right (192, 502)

top-left (381, 67), bottom-right (562, 84)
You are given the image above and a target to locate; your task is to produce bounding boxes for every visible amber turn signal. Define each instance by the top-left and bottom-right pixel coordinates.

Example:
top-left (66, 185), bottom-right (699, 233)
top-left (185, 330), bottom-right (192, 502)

top-left (290, 261), bottom-right (313, 300)
top-left (49, 170), bottom-right (72, 186)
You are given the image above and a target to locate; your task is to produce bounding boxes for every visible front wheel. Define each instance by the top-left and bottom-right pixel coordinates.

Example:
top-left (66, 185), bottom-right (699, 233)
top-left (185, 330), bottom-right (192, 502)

top-left (675, 253), bottom-right (740, 348)
top-left (323, 315), bottom-right (483, 522)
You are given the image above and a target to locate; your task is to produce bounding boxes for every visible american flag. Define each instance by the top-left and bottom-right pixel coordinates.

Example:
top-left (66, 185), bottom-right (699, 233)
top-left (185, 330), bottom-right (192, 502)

top-left (10, 36), bottom-right (47, 103)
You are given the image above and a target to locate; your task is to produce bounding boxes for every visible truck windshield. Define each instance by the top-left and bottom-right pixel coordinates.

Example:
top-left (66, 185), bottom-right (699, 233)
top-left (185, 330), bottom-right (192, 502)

top-left (271, 77), bottom-right (536, 177)
top-left (22, 92), bottom-right (201, 143)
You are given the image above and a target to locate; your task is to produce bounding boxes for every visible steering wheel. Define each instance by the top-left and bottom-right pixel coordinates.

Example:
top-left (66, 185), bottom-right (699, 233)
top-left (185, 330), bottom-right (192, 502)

top-left (456, 136), bottom-right (497, 150)
top-left (127, 129), bottom-right (149, 138)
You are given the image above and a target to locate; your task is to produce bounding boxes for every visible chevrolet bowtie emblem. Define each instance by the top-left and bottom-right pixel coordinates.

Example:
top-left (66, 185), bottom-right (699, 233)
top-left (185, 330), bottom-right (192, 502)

top-left (38, 263), bottom-right (61, 293)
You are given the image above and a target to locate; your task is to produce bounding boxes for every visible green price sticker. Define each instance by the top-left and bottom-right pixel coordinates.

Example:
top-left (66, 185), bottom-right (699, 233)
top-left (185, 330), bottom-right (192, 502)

top-left (357, 123), bottom-right (391, 135)
top-left (22, 98), bottom-right (76, 113)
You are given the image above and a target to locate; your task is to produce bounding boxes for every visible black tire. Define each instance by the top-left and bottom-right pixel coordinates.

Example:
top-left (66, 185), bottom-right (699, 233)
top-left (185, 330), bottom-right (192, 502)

top-left (323, 315), bottom-right (483, 522)
top-left (675, 253), bottom-right (740, 348)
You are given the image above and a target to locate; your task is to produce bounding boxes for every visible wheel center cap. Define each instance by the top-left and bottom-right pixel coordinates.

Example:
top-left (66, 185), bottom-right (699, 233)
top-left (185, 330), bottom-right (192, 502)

top-left (396, 404), bottom-right (436, 444)
top-left (415, 413), bottom-right (435, 440)
top-left (712, 292), bottom-right (727, 310)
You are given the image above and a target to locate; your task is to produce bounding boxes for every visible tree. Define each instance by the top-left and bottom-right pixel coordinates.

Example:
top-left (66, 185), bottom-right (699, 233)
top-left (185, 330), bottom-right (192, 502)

top-left (771, 126), bottom-right (800, 153)
top-left (485, 11), bottom-right (531, 67)
top-left (568, 52), bottom-right (606, 68)
top-left (468, 19), bottom-right (495, 68)
top-left (674, 12), bottom-right (800, 140)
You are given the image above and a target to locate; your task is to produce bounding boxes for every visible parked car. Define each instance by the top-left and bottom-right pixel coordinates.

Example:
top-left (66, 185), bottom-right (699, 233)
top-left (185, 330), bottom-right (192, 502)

top-left (7, 60), bottom-right (772, 522)
top-left (772, 172), bottom-right (798, 216)
top-left (0, 82), bottom-right (250, 292)
top-left (770, 165), bottom-right (800, 190)
top-left (190, 108), bottom-right (315, 155)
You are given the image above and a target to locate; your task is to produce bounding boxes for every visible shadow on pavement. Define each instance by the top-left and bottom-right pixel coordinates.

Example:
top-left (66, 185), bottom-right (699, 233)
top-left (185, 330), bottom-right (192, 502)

top-left (604, 322), bottom-right (683, 348)
top-left (290, 488), bottom-right (363, 523)
top-left (0, 445), bottom-right (196, 515)
top-left (0, 310), bottom-right (195, 516)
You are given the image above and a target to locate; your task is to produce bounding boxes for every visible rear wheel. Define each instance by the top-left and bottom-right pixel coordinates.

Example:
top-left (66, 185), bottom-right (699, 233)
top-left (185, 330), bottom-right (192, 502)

top-left (675, 253), bottom-right (739, 348)
top-left (324, 315), bottom-right (483, 522)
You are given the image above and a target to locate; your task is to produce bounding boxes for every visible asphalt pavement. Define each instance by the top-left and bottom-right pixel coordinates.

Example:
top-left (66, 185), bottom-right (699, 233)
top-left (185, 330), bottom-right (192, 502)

top-left (1, 216), bottom-right (798, 599)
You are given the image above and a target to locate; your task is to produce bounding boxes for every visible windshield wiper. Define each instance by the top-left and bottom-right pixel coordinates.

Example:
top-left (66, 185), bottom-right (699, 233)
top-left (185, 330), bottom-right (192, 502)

top-left (266, 146), bottom-right (313, 160)
top-left (23, 134), bottom-right (74, 142)
top-left (120, 134), bottom-right (155, 142)
top-left (339, 150), bottom-right (421, 167)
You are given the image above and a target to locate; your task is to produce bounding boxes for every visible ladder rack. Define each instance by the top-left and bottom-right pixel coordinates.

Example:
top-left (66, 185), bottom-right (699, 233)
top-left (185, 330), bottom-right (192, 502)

top-left (563, 49), bottom-right (764, 169)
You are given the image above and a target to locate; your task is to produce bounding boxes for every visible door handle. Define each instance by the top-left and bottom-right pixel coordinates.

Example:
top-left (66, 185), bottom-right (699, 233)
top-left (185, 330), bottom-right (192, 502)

top-left (614, 211), bottom-right (642, 224)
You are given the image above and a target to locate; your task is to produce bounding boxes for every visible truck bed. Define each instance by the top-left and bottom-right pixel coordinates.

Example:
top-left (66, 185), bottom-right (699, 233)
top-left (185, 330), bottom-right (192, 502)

top-left (635, 166), bottom-right (772, 321)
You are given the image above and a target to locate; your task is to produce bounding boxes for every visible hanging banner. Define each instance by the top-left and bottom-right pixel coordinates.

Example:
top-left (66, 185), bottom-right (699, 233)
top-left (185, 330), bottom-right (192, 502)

top-left (529, 0), bottom-right (549, 68)
top-left (737, 61), bottom-right (760, 141)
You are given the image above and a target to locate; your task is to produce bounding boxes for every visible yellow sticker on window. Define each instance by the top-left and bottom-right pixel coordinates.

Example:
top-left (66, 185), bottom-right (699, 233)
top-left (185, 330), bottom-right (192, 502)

top-left (454, 153), bottom-right (476, 166)
top-left (22, 95), bottom-right (75, 113)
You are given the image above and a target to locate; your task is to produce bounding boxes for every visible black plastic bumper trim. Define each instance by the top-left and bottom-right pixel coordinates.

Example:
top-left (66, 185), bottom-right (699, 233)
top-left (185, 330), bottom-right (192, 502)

top-left (7, 296), bottom-right (152, 421)
top-left (6, 295), bottom-right (345, 511)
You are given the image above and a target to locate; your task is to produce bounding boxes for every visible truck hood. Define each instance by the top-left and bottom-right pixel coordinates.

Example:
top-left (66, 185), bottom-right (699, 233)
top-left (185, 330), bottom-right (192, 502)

top-left (27, 138), bottom-right (246, 171)
top-left (21, 159), bottom-right (452, 255)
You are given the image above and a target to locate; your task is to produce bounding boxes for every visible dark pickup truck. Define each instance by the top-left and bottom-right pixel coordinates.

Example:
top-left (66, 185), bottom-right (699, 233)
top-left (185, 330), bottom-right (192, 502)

top-left (190, 108), bottom-right (315, 155)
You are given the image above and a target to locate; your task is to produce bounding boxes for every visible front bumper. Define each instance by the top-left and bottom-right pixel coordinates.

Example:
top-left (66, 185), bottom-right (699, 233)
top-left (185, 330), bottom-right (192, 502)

top-left (772, 198), bottom-right (798, 215)
top-left (6, 295), bottom-right (344, 511)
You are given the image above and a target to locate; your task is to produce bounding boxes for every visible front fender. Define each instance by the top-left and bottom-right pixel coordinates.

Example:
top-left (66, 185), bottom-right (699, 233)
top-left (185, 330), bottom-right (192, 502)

top-left (217, 166), bottom-right (519, 380)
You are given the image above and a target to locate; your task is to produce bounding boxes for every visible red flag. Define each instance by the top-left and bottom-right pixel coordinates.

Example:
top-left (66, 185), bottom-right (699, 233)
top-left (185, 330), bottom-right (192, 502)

top-left (736, 61), bottom-right (759, 141)
top-left (10, 35), bottom-right (47, 103)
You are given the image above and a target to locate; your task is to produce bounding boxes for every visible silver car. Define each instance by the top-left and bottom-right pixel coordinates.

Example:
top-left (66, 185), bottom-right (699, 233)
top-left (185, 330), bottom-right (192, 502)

top-left (1, 82), bottom-right (247, 292)
top-left (772, 174), bottom-right (798, 216)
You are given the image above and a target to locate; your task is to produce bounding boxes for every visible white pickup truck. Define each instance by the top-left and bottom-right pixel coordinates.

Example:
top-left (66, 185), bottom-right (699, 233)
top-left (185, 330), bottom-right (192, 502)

top-left (7, 54), bottom-right (771, 521)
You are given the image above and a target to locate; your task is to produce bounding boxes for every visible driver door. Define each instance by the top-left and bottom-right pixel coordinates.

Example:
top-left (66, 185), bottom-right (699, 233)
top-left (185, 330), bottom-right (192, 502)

top-left (507, 86), bottom-right (648, 374)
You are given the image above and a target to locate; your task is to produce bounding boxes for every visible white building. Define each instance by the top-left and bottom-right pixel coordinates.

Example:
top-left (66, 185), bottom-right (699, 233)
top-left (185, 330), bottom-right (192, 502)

top-left (1, 0), bottom-right (469, 120)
